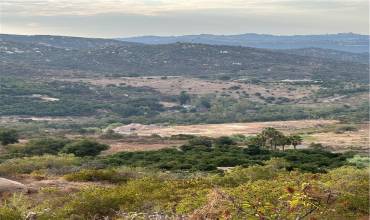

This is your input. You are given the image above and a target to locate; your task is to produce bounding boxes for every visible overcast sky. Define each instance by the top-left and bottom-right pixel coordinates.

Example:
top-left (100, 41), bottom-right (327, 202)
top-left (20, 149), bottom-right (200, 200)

top-left (1, 0), bottom-right (368, 38)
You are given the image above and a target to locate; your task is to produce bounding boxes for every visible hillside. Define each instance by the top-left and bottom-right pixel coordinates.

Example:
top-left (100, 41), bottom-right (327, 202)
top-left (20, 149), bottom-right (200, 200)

top-left (281, 48), bottom-right (369, 64)
top-left (0, 34), bottom-right (130, 49)
top-left (0, 35), bottom-right (368, 82)
top-left (119, 33), bottom-right (370, 53)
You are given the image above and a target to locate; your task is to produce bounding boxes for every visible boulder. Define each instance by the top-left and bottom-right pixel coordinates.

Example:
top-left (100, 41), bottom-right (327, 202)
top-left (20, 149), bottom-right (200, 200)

top-left (0, 177), bottom-right (27, 193)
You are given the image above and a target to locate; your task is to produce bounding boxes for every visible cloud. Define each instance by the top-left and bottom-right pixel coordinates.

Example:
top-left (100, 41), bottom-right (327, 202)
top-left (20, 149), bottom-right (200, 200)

top-left (1, 0), bottom-right (368, 37)
top-left (2, 0), bottom-right (367, 16)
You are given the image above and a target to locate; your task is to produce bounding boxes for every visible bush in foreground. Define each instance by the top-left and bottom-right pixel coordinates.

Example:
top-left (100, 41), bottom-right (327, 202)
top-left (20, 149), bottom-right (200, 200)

top-left (0, 154), bottom-right (81, 176)
top-left (6, 165), bottom-right (366, 220)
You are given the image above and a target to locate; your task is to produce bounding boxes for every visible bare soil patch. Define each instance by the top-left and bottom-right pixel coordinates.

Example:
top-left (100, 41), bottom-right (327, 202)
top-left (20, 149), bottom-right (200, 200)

top-left (304, 123), bottom-right (369, 152)
top-left (101, 136), bottom-right (186, 154)
top-left (62, 76), bottom-right (319, 102)
top-left (114, 120), bottom-right (338, 137)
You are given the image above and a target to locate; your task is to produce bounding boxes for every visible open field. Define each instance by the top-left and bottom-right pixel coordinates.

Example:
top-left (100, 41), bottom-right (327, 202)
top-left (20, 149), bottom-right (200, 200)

top-left (303, 123), bottom-right (369, 152)
top-left (113, 120), bottom-right (338, 137)
top-left (60, 76), bottom-right (320, 102)
top-left (100, 136), bottom-right (185, 154)
top-left (111, 120), bottom-right (369, 152)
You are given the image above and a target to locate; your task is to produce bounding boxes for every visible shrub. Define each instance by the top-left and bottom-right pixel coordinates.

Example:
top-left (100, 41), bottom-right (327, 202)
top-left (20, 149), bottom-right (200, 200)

top-left (335, 125), bottom-right (358, 134)
top-left (0, 129), bottom-right (19, 146)
top-left (308, 142), bottom-right (325, 150)
top-left (347, 155), bottom-right (370, 168)
top-left (0, 154), bottom-right (81, 176)
top-left (64, 169), bottom-right (129, 183)
top-left (0, 206), bottom-right (23, 220)
top-left (214, 136), bottom-right (236, 146)
top-left (100, 129), bottom-right (124, 139)
top-left (170, 134), bottom-right (196, 140)
top-left (13, 138), bottom-right (70, 156)
top-left (61, 139), bottom-right (109, 157)
top-left (188, 137), bottom-right (213, 148)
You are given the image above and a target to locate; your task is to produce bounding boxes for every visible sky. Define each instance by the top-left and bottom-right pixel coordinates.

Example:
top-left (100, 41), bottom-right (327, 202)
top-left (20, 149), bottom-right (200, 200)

top-left (1, 0), bottom-right (369, 38)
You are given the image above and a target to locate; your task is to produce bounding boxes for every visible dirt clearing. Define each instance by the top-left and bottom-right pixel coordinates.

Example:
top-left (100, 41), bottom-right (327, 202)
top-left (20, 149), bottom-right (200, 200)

top-left (113, 120), bottom-right (338, 137)
top-left (61, 76), bottom-right (319, 102)
top-left (304, 123), bottom-right (369, 152)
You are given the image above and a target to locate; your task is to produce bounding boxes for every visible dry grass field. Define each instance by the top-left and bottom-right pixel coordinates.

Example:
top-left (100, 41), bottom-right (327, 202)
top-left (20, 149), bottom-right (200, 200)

top-left (113, 120), bottom-right (338, 137)
top-left (303, 123), bottom-right (369, 152)
top-left (61, 76), bottom-right (319, 102)
top-left (109, 120), bottom-right (369, 152)
top-left (101, 136), bottom-right (185, 154)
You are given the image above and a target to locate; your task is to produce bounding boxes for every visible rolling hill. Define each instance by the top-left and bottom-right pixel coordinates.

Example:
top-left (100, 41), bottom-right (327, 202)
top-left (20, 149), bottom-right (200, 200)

top-left (119, 33), bottom-right (370, 53)
top-left (0, 34), bottom-right (368, 82)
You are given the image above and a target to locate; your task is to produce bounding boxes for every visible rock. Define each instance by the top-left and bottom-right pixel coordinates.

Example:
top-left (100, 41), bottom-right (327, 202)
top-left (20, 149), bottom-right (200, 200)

top-left (0, 177), bottom-right (27, 193)
top-left (25, 212), bottom-right (37, 220)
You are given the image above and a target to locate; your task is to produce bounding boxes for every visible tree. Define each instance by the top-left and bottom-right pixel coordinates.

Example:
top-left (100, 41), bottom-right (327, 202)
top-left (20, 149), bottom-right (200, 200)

top-left (0, 129), bottom-right (19, 146)
top-left (189, 136), bottom-right (213, 148)
top-left (19, 138), bottom-right (70, 155)
top-left (247, 134), bottom-right (265, 148)
top-left (179, 91), bottom-right (191, 105)
top-left (244, 144), bottom-right (262, 155)
top-left (215, 136), bottom-right (236, 147)
top-left (289, 135), bottom-right (303, 150)
top-left (61, 139), bottom-right (109, 157)
top-left (199, 97), bottom-right (211, 109)
top-left (261, 128), bottom-right (285, 150)
top-left (278, 136), bottom-right (291, 151)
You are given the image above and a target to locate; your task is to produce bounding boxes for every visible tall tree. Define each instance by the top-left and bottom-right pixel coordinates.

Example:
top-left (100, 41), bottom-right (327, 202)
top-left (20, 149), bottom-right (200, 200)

top-left (261, 127), bottom-right (285, 150)
top-left (179, 91), bottom-right (191, 105)
top-left (278, 135), bottom-right (291, 151)
top-left (289, 135), bottom-right (303, 150)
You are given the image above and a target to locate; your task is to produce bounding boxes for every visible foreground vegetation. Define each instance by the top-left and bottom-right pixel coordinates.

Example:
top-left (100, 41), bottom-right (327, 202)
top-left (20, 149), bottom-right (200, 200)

top-left (0, 127), bottom-right (368, 219)
top-left (1, 163), bottom-right (368, 219)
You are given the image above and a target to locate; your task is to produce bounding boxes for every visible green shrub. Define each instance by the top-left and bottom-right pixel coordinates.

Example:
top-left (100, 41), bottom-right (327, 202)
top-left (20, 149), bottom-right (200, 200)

top-left (214, 136), bottom-right (236, 146)
top-left (100, 129), bottom-right (124, 139)
top-left (13, 138), bottom-right (70, 156)
top-left (188, 137), bottom-right (213, 147)
top-left (0, 206), bottom-right (23, 220)
top-left (0, 129), bottom-right (19, 146)
top-left (61, 139), bottom-right (109, 157)
top-left (0, 154), bottom-right (81, 176)
top-left (347, 155), bottom-right (370, 168)
top-left (64, 169), bottom-right (129, 183)
top-left (335, 125), bottom-right (358, 134)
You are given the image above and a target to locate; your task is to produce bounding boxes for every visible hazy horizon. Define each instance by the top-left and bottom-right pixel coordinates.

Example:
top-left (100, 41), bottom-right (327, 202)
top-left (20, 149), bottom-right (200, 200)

top-left (1, 0), bottom-right (368, 38)
top-left (1, 32), bottom-right (369, 39)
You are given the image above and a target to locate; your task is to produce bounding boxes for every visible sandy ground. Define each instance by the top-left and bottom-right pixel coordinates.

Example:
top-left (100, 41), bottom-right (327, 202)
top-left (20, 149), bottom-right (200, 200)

top-left (114, 120), bottom-right (338, 137)
top-left (102, 139), bottom-right (186, 154)
top-left (111, 120), bottom-right (369, 152)
top-left (304, 123), bottom-right (369, 151)
top-left (0, 177), bottom-right (27, 193)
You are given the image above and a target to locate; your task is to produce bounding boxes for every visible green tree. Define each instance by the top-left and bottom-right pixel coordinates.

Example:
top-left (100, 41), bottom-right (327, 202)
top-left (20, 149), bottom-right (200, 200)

top-left (278, 135), bottom-right (291, 151)
top-left (261, 128), bottom-right (285, 150)
top-left (188, 136), bottom-right (213, 148)
top-left (179, 91), bottom-right (191, 105)
top-left (0, 129), bottom-right (19, 146)
top-left (19, 138), bottom-right (70, 155)
top-left (289, 135), bottom-right (303, 150)
top-left (62, 139), bottom-right (109, 157)
top-left (214, 136), bottom-right (236, 147)
top-left (247, 134), bottom-right (266, 147)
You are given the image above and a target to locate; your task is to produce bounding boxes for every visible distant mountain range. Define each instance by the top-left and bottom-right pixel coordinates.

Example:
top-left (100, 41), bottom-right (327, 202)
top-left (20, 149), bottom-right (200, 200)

top-left (0, 34), bottom-right (368, 82)
top-left (119, 33), bottom-right (369, 53)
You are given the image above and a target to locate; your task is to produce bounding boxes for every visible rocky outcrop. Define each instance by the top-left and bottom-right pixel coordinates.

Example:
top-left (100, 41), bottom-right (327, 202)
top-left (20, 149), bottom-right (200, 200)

top-left (0, 177), bottom-right (27, 193)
